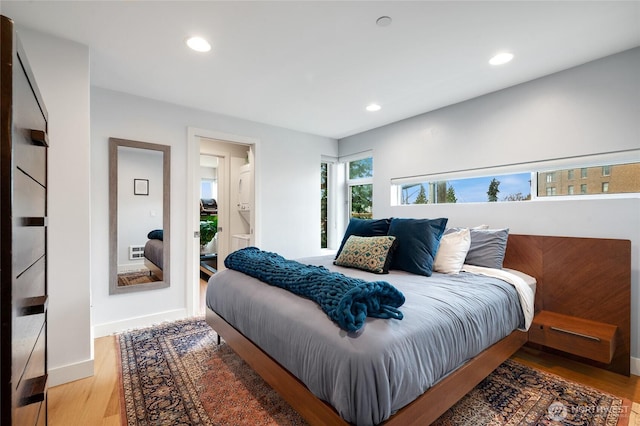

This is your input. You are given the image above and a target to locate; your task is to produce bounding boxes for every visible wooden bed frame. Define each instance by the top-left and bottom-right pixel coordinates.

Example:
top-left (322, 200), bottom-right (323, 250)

top-left (144, 258), bottom-right (163, 281)
top-left (205, 234), bottom-right (631, 425)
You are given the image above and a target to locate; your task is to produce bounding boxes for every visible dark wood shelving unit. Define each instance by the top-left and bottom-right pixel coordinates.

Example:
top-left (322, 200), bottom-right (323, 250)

top-left (1, 14), bottom-right (50, 425)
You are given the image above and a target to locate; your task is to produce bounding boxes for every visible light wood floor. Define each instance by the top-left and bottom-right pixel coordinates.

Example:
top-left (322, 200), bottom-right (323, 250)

top-left (49, 279), bottom-right (639, 425)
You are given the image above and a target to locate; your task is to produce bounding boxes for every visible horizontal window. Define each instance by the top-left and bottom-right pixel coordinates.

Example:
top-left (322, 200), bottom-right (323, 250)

top-left (392, 155), bottom-right (639, 205)
top-left (397, 173), bottom-right (531, 204)
top-left (537, 163), bottom-right (639, 197)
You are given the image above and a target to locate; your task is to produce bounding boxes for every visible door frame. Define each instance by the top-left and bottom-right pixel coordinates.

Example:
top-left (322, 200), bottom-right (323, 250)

top-left (186, 127), bottom-right (260, 316)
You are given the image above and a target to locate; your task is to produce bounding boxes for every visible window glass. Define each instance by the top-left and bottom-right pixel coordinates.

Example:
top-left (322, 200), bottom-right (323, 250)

top-left (537, 163), bottom-right (639, 197)
top-left (399, 173), bottom-right (531, 204)
top-left (347, 157), bottom-right (373, 218)
top-left (350, 184), bottom-right (373, 218)
top-left (349, 157), bottom-right (373, 180)
top-left (393, 159), bottom-right (638, 205)
top-left (200, 179), bottom-right (217, 200)
top-left (320, 163), bottom-right (328, 248)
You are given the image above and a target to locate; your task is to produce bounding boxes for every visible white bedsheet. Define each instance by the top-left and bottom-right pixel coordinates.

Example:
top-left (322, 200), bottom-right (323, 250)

top-left (461, 264), bottom-right (535, 330)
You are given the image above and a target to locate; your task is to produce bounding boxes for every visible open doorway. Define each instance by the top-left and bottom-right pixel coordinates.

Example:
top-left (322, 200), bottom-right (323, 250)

top-left (191, 135), bottom-right (256, 315)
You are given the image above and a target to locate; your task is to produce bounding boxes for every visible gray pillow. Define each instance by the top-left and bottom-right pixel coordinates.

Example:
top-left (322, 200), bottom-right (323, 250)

top-left (463, 228), bottom-right (509, 269)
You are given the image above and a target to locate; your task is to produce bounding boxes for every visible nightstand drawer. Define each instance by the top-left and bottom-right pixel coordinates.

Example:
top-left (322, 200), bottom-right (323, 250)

top-left (529, 311), bottom-right (617, 364)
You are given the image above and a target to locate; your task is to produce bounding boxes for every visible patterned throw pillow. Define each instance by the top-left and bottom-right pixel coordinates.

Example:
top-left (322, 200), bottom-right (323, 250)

top-left (334, 235), bottom-right (397, 274)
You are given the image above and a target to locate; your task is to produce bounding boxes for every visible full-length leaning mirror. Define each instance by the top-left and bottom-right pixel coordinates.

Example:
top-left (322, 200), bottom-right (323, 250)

top-left (109, 137), bottom-right (170, 294)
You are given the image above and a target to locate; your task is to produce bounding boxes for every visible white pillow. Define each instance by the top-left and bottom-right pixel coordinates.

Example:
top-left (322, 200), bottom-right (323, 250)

top-left (433, 228), bottom-right (471, 274)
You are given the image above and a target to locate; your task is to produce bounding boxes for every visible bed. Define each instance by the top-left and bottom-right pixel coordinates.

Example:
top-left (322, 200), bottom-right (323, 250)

top-left (205, 222), bottom-right (631, 425)
top-left (144, 230), bottom-right (164, 280)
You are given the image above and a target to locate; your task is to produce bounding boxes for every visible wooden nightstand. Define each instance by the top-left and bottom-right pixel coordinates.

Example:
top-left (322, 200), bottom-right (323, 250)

top-left (528, 311), bottom-right (617, 364)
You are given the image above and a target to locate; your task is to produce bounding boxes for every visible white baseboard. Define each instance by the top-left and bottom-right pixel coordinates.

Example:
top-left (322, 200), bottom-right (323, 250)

top-left (631, 356), bottom-right (640, 376)
top-left (49, 358), bottom-right (94, 387)
top-left (92, 308), bottom-right (189, 338)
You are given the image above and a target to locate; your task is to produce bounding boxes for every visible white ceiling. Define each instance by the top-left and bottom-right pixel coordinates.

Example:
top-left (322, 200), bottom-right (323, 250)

top-left (3, 1), bottom-right (639, 139)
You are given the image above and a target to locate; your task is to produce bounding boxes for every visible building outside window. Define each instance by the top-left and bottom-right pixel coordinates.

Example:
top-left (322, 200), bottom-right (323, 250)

top-left (537, 162), bottom-right (639, 197)
top-left (392, 158), bottom-right (638, 205)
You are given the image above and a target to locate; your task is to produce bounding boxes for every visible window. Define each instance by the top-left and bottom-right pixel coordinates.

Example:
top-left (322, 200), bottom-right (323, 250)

top-left (396, 173), bottom-right (531, 204)
top-left (320, 163), bottom-right (328, 248)
top-left (392, 156), bottom-right (639, 205)
top-left (348, 157), bottom-right (373, 218)
top-left (538, 162), bottom-right (639, 197)
top-left (200, 178), bottom-right (217, 200)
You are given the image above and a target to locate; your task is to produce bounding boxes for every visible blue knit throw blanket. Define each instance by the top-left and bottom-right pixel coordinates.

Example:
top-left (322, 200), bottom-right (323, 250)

top-left (224, 247), bottom-right (405, 332)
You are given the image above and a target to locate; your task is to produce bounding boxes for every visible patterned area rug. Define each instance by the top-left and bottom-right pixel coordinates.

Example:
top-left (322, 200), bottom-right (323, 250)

top-left (117, 271), bottom-right (160, 287)
top-left (117, 318), bottom-right (631, 426)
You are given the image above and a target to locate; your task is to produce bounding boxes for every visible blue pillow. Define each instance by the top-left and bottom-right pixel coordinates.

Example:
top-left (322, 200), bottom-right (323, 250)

top-left (335, 218), bottom-right (391, 259)
top-left (147, 229), bottom-right (163, 241)
top-left (388, 217), bottom-right (448, 276)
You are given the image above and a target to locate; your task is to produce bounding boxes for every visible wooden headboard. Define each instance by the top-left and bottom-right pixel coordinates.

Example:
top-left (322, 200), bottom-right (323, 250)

top-left (503, 234), bottom-right (631, 376)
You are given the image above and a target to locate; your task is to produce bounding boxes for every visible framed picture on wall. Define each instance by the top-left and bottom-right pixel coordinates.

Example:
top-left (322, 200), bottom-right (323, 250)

top-left (134, 179), bottom-right (149, 195)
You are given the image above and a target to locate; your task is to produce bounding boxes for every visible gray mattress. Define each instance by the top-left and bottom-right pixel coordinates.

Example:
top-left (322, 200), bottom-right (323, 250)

top-left (206, 255), bottom-right (525, 425)
top-left (144, 239), bottom-right (163, 269)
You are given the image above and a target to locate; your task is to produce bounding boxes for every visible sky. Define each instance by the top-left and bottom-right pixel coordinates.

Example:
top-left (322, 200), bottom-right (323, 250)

top-left (403, 173), bottom-right (532, 204)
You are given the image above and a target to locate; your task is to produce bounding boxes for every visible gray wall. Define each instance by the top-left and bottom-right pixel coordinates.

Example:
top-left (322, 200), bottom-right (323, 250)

top-left (17, 28), bottom-right (93, 386)
top-left (338, 48), bottom-right (640, 370)
top-left (90, 87), bottom-right (338, 334)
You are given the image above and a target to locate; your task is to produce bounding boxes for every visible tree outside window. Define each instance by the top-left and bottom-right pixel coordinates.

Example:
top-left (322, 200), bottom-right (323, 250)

top-left (348, 157), bottom-right (373, 219)
top-left (320, 163), bottom-right (328, 248)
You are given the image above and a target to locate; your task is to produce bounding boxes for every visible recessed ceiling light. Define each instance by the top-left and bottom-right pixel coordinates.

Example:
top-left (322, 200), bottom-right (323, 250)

top-left (376, 16), bottom-right (392, 27)
top-left (186, 36), bottom-right (211, 53)
top-left (366, 103), bottom-right (381, 112)
top-left (489, 52), bottom-right (514, 66)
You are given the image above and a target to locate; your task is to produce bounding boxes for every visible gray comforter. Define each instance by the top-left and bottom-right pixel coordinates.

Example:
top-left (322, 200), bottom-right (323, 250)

top-left (206, 255), bottom-right (525, 425)
top-left (143, 239), bottom-right (163, 269)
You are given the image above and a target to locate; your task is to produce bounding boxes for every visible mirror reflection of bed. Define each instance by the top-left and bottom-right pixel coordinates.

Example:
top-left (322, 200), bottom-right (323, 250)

top-left (116, 229), bottom-right (164, 286)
